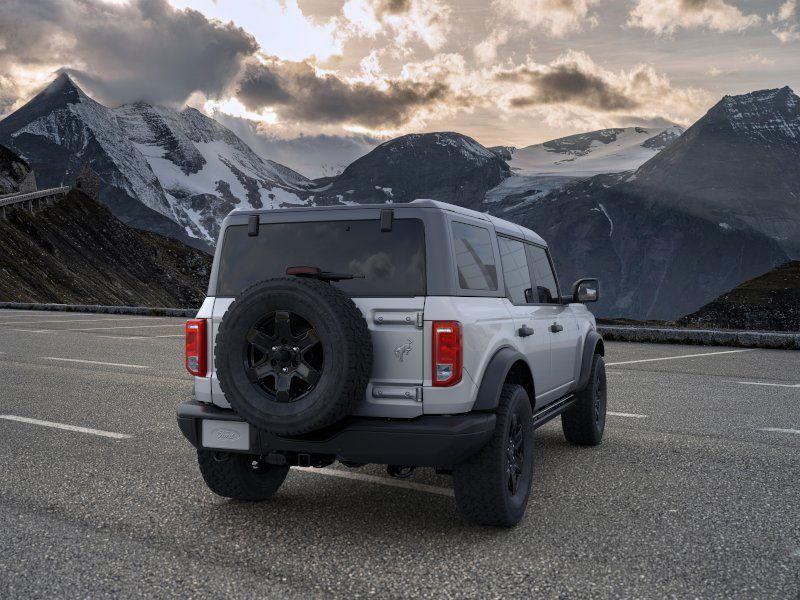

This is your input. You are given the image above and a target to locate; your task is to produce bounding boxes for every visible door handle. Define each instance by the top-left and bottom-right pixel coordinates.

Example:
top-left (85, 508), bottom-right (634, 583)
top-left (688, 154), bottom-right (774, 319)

top-left (517, 325), bottom-right (534, 338)
top-left (549, 322), bottom-right (563, 333)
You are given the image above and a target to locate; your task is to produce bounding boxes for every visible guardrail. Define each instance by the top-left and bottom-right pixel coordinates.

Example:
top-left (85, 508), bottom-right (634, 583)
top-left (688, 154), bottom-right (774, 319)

top-left (599, 325), bottom-right (800, 350)
top-left (0, 302), bottom-right (197, 318)
top-left (0, 302), bottom-right (796, 349)
top-left (0, 186), bottom-right (71, 216)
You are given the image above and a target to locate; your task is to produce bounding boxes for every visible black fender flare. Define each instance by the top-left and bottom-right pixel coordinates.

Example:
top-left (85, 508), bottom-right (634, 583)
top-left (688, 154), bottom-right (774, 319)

top-left (576, 330), bottom-right (604, 391)
top-left (472, 347), bottom-right (531, 411)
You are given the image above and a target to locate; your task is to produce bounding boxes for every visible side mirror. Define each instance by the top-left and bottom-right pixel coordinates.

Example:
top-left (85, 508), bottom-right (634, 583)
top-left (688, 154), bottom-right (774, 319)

top-left (572, 278), bottom-right (599, 303)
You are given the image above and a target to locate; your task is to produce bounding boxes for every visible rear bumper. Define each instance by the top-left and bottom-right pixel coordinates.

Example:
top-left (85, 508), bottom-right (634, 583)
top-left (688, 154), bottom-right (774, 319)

top-left (177, 401), bottom-right (495, 468)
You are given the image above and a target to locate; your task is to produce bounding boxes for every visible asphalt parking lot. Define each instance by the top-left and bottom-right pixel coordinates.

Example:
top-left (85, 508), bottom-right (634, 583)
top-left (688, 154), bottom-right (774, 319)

top-left (0, 309), bottom-right (798, 599)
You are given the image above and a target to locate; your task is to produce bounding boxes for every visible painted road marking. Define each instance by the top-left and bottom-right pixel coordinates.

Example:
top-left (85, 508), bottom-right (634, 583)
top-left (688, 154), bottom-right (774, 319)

top-left (738, 381), bottom-right (800, 389)
top-left (95, 334), bottom-right (184, 340)
top-left (0, 316), bottom-right (175, 326)
top-left (295, 467), bottom-right (454, 497)
top-left (607, 411), bottom-right (647, 418)
top-left (0, 415), bottom-right (132, 439)
top-left (14, 324), bottom-right (183, 333)
top-left (607, 349), bottom-right (753, 366)
top-left (758, 428), bottom-right (800, 436)
top-left (39, 357), bottom-right (151, 369)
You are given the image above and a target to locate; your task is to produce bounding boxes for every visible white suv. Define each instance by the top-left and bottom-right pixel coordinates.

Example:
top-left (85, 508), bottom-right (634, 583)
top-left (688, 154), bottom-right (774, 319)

top-left (178, 199), bottom-right (606, 527)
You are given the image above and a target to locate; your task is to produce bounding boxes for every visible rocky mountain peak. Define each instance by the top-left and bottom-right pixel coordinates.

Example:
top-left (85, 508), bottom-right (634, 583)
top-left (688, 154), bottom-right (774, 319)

top-left (313, 131), bottom-right (509, 209)
top-left (41, 72), bottom-right (86, 102)
top-left (706, 86), bottom-right (800, 141)
top-left (374, 131), bottom-right (502, 165)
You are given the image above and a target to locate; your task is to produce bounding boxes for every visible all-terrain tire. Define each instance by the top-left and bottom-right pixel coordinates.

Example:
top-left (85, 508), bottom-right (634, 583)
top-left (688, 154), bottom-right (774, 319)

top-left (453, 384), bottom-right (534, 527)
top-left (561, 354), bottom-right (607, 446)
top-left (197, 450), bottom-right (289, 501)
top-left (215, 277), bottom-right (372, 435)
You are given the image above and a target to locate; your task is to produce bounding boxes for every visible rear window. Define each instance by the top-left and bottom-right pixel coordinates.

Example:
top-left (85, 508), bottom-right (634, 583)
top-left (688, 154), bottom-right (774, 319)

top-left (216, 219), bottom-right (426, 297)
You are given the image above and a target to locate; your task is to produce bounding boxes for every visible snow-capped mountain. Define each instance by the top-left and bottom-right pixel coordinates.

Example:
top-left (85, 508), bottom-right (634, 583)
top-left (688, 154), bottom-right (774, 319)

top-left (483, 126), bottom-right (683, 210)
top-left (504, 87), bottom-right (800, 320)
top-left (311, 132), bottom-right (510, 210)
top-left (0, 74), bottom-right (316, 246)
top-left (507, 126), bottom-right (684, 177)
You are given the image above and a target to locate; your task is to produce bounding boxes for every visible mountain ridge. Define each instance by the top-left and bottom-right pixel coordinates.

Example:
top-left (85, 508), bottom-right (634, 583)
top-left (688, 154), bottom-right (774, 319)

top-left (0, 189), bottom-right (210, 306)
top-left (506, 86), bottom-right (800, 320)
top-left (632, 86), bottom-right (800, 255)
top-left (310, 131), bottom-right (511, 210)
top-left (0, 74), bottom-right (315, 245)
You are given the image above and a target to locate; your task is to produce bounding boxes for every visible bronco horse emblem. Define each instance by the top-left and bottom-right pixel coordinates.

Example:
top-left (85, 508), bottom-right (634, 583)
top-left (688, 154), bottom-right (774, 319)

top-left (394, 338), bottom-right (414, 362)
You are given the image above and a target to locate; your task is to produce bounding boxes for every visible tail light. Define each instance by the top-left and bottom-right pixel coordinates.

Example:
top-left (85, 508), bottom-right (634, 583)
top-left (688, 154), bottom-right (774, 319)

top-left (432, 321), bottom-right (462, 387)
top-left (185, 319), bottom-right (207, 376)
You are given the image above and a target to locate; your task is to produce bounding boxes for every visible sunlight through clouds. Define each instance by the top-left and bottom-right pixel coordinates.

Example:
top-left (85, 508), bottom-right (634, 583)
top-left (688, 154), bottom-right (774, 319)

top-left (167, 0), bottom-right (345, 60)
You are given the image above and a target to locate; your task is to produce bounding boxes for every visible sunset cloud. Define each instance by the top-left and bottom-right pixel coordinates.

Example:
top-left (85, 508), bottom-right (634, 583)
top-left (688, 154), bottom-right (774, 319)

top-left (1, 0), bottom-right (782, 146)
top-left (342, 0), bottom-right (451, 50)
top-left (768, 0), bottom-right (800, 42)
top-left (491, 51), bottom-right (711, 127)
top-left (0, 0), bottom-right (257, 107)
top-left (627, 0), bottom-right (761, 35)
top-left (493, 0), bottom-right (600, 38)
top-left (236, 56), bottom-right (454, 129)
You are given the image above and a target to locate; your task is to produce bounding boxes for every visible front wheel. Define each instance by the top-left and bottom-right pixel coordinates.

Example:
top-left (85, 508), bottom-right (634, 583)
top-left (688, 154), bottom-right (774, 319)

top-left (562, 354), bottom-right (607, 446)
top-left (453, 384), bottom-right (534, 527)
top-left (197, 450), bottom-right (289, 501)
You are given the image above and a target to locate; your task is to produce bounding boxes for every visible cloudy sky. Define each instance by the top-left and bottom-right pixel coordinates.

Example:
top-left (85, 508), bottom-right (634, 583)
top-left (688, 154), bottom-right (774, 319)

top-left (0, 0), bottom-right (797, 146)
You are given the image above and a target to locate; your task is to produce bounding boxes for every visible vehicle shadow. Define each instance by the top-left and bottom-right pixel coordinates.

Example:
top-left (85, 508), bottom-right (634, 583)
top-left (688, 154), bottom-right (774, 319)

top-left (190, 424), bottom-right (614, 538)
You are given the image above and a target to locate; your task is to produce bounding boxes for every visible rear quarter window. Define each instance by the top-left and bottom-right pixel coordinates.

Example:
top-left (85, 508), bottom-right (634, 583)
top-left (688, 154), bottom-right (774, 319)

top-left (216, 218), bottom-right (426, 297)
top-left (451, 222), bottom-right (498, 291)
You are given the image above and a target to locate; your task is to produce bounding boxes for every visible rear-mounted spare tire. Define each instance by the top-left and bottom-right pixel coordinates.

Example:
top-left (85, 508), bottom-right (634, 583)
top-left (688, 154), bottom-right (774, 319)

top-left (215, 277), bottom-right (372, 435)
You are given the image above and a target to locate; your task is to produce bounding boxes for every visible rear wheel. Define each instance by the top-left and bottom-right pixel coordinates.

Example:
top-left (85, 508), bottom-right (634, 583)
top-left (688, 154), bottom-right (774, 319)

top-left (562, 354), bottom-right (607, 446)
top-left (197, 450), bottom-right (289, 501)
top-left (453, 384), bottom-right (534, 527)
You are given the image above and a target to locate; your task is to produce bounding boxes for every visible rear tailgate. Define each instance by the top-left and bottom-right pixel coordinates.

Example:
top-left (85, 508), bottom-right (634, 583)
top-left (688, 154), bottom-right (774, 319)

top-left (351, 297), bottom-right (426, 418)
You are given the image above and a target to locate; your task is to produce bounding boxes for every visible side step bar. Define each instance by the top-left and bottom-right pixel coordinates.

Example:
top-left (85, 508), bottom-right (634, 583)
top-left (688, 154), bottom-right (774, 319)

top-left (531, 394), bottom-right (576, 429)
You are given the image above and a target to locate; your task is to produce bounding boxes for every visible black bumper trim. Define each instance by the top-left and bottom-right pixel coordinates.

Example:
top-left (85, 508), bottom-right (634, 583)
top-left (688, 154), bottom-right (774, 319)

top-left (177, 401), bottom-right (496, 468)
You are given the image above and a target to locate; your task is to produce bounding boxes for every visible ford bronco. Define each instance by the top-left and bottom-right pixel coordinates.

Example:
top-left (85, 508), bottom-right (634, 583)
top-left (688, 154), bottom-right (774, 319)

top-left (177, 199), bottom-right (606, 527)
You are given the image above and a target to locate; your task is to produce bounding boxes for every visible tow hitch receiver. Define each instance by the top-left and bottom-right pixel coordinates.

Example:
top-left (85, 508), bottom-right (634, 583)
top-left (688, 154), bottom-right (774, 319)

top-left (387, 465), bottom-right (415, 479)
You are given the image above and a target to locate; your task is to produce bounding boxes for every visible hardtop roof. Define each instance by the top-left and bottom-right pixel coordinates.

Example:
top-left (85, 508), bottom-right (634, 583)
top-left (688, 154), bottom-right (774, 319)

top-left (229, 198), bottom-right (547, 246)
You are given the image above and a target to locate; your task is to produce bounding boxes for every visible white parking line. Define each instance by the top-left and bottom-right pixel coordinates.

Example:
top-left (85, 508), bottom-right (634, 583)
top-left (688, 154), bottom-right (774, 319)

top-left (607, 349), bottom-right (753, 366)
top-left (39, 357), bottom-right (151, 369)
top-left (15, 324), bottom-right (183, 333)
top-left (607, 411), bottom-right (647, 418)
top-left (0, 311), bottom-right (62, 318)
top-left (294, 467), bottom-right (455, 497)
top-left (0, 415), bottom-right (132, 439)
top-left (96, 334), bottom-right (184, 340)
top-left (738, 381), bottom-right (800, 389)
top-left (758, 427), bottom-right (800, 436)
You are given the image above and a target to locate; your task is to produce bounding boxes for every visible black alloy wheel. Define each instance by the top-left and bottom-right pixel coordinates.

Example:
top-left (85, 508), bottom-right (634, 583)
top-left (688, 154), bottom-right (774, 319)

top-left (214, 277), bottom-right (372, 435)
top-left (506, 412), bottom-right (525, 495)
top-left (561, 353), bottom-right (607, 446)
top-left (593, 366), bottom-right (607, 426)
top-left (244, 310), bottom-right (323, 403)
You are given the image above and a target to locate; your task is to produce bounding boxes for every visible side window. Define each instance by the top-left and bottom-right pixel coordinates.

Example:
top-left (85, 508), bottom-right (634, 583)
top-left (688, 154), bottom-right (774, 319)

top-left (498, 236), bottom-right (533, 305)
top-left (451, 222), bottom-right (498, 291)
top-left (525, 244), bottom-right (559, 304)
